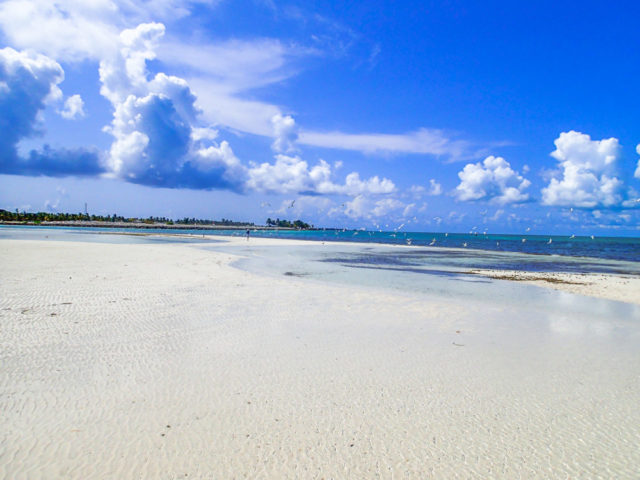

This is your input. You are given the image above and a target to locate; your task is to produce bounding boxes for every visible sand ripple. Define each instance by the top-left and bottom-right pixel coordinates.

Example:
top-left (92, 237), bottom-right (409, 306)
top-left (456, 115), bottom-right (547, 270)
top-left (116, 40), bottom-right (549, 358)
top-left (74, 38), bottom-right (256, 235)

top-left (1, 238), bottom-right (640, 478)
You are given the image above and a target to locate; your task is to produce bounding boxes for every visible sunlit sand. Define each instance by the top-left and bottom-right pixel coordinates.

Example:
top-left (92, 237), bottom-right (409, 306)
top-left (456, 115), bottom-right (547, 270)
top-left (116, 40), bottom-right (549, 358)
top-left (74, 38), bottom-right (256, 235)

top-left (1, 235), bottom-right (639, 478)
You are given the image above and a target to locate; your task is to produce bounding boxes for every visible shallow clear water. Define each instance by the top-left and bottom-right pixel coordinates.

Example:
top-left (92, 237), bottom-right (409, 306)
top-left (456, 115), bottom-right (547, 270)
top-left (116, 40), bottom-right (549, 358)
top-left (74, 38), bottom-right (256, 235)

top-left (204, 242), bottom-right (640, 325)
top-left (0, 225), bottom-right (221, 245)
top-left (3, 225), bottom-right (640, 277)
top-left (3, 225), bottom-right (639, 262)
top-left (3, 224), bottom-right (640, 350)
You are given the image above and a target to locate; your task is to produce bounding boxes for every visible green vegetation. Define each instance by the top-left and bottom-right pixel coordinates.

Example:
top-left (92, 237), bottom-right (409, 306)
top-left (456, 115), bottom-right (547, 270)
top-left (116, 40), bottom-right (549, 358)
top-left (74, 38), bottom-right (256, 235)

top-left (174, 217), bottom-right (254, 226)
top-left (0, 209), bottom-right (256, 226)
top-left (265, 217), bottom-right (312, 229)
top-left (0, 209), bottom-right (312, 229)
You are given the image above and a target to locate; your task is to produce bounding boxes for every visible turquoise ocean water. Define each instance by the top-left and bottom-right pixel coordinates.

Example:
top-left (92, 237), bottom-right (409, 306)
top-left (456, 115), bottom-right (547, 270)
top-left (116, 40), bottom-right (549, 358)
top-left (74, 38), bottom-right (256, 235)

top-left (2, 225), bottom-right (640, 275)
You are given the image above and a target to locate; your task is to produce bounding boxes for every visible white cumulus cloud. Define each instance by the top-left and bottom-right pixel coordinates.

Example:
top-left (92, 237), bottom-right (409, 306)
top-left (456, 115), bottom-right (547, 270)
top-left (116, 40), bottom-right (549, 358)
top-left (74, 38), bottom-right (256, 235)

top-left (342, 172), bottom-right (395, 195)
top-left (246, 154), bottom-right (395, 196)
top-left (0, 0), bottom-right (491, 161)
top-left (541, 131), bottom-right (626, 208)
top-left (0, 0), bottom-right (210, 62)
top-left (0, 48), bottom-right (64, 159)
top-left (98, 22), bottom-right (247, 190)
top-left (0, 47), bottom-right (103, 176)
top-left (247, 155), bottom-right (334, 195)
top-left (60, 94), bottom-right (85, 119)
top-left (271, 114), bottom-right (298, 153)
top-left (428, 179), bottom-right (442, 195)
top-left (455, 156), bottom-right (530, 204)
top-left (0, 0), bottom-right (120, 62)
top-left (407, 179), bottom-right (441, 198)
top-left (344, 195), bottom-right (405, 220)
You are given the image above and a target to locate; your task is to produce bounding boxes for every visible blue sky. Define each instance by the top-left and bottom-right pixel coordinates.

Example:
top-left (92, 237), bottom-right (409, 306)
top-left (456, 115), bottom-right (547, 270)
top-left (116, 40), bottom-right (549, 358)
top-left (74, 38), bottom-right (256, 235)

top-left (1, 0), bottom-right (639, 234)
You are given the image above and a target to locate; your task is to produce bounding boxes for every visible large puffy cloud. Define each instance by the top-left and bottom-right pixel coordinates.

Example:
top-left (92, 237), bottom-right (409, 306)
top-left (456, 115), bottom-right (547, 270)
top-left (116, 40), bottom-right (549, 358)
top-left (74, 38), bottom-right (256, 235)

top-left (0, 47), bottom-right (63, 162)
top-left (0, 1), bottom-right (489, 161)
top-left (191, 140), bottom-right (247, 189)
top-left (0, 0), bottom-right (304, 143)
top-left (541, 131), bottom-right (626, 208)
top-left (100, 23), bottom-right (246, 190)
top-left (0, 11), bottom-right (412, 200)
top-left (105, 93), bottom-right (192, 183)
top-left (454, 156), bottom-right (530, 204)
top-left (99, 22), bottom-right (167, 104)
top-left (0, 29), bottom-right (397, 196)
top-left (0, 47), bottom-right (102, 176)
top-left (246, 155), bottom-right (334, 195)
top-left (342, 172), bottom-right (395, 195)
top-left (246, 154), bottom-right (395, 196)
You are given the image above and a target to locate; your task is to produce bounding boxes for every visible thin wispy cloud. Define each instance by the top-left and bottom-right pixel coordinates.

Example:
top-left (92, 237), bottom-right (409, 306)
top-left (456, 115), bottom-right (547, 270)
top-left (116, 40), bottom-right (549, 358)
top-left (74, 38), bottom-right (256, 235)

top-left (298, 128), bottom-right (474, 159)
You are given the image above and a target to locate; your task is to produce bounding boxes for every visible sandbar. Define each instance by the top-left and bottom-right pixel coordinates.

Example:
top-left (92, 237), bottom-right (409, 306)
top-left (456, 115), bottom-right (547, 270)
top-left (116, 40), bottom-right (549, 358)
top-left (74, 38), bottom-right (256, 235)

top-left (1, 236), bottom-right (640, 478)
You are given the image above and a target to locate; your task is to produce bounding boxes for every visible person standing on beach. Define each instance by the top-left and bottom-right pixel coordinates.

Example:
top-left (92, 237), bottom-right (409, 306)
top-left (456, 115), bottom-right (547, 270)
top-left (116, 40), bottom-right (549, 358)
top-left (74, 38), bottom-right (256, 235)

top-left (246, 229), bottom-right (250, 241)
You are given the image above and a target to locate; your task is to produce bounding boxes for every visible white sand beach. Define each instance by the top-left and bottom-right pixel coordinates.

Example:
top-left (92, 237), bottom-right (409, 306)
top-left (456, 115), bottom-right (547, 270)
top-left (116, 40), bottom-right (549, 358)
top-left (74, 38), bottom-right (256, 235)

top-left (2, 235), bottom-right (640, 479)
top-left (469, 269), bottom-right (640, 306)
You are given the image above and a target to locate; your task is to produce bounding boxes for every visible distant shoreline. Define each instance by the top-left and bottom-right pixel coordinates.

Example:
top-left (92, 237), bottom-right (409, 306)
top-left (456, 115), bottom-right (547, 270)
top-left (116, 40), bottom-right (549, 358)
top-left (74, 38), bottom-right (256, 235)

top-left (0, 220), bottom-right (300, 231)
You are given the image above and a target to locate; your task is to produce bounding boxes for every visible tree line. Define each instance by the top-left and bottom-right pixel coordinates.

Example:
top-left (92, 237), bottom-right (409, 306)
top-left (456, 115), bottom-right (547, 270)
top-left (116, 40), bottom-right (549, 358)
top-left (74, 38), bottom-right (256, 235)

top-left (0, 209), bottom-right (256, 226)
top-left (1, 209), bottom-right (312, 229)
top-left (265, 218), bottom-right (312, 229)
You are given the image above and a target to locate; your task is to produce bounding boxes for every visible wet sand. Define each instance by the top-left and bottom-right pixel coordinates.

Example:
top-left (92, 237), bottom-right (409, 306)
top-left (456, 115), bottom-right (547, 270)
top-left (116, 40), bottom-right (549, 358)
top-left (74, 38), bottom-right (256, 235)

top-left (469, 269), bottom-right (640, 306)
top-left (1, 236), bottom-right (640, 479)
